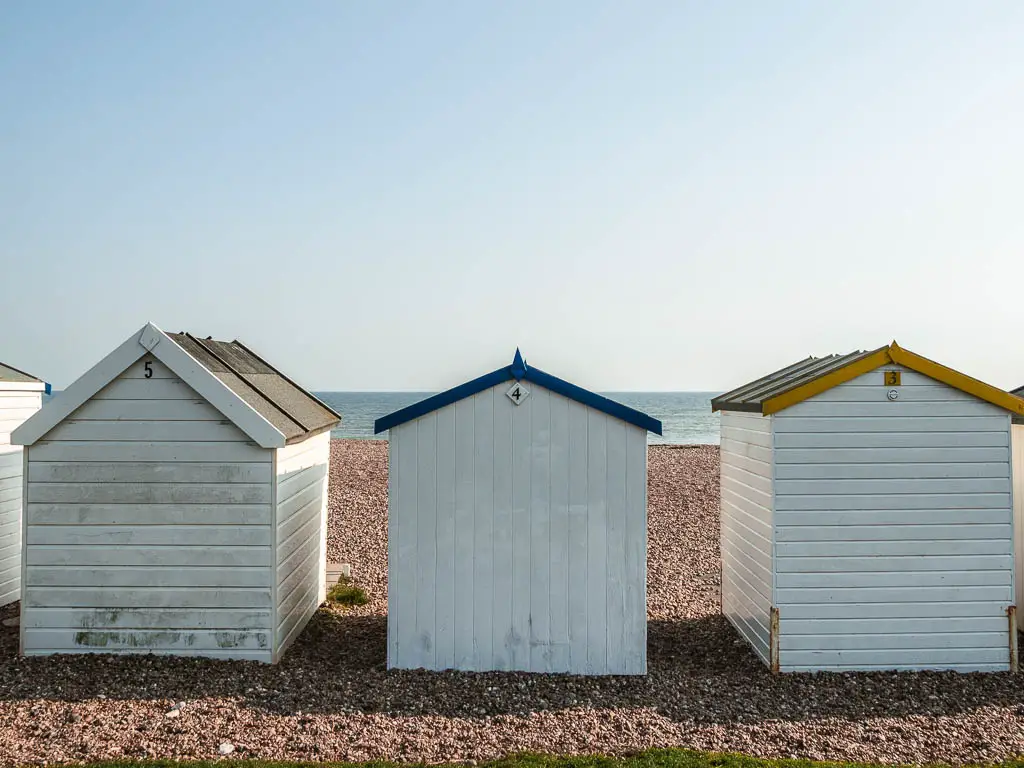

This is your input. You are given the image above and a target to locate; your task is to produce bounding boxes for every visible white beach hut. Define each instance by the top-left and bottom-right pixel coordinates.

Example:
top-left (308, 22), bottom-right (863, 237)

top-left (713, 342), bottom-right (1024, 673)
top-left (0, 362), bottom-right (48, 607)
top-left (11, 323), bottom-right (340, 661)
top-left (375, 349), bottom-right (662, 675)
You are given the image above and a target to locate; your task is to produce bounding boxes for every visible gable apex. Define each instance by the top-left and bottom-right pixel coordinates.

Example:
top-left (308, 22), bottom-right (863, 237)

top-left (374, 351), bottom-right (662, 435)
top-left (12, 323), bottom-right (292, 448)
top-left (713, 342), bottom-right (1024, 416)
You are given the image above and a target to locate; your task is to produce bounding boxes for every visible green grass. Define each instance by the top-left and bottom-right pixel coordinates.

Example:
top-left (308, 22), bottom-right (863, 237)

top-left (326, 576), bottom-right (369, 606)
top-left (45, 746), bottom-right (1024, 768)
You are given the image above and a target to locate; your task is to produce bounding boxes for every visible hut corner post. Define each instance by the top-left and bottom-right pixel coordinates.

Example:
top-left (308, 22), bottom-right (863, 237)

top-left (1009, 606), bottom-right (1019, 673)
top-left (770, 606), bottom-right (780, 674)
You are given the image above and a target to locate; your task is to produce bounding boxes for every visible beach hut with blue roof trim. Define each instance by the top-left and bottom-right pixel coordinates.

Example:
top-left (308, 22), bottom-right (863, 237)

top-left (375, 349), bottom-right (661, 675)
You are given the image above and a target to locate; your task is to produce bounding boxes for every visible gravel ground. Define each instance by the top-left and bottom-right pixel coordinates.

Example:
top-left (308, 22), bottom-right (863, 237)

top-left (1, 440), bottom-right (1023, 766)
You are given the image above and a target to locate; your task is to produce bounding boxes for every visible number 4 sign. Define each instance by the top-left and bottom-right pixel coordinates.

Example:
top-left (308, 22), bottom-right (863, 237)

top-left (506, 381), bottom-right (530, 405)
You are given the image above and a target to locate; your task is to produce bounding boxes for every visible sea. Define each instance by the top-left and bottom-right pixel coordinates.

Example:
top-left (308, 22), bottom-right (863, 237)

top-left (315, 392), bottom-right (720, 445)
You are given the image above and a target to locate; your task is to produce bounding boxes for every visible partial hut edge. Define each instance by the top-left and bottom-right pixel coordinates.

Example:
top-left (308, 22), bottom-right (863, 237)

top-left (1009, 606), bottom-right (1018, 673)
top-left (770, 606), bottom-right (780, 674)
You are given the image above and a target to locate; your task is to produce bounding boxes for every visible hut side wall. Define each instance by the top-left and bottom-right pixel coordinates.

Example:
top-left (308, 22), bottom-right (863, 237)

top-left (0, 390), bottom-right (43, 606)
top-left (773, 364), bottom-right (1014, 672)
top-left (273, 431), bottom-right (330, 660)
top-left (719, 410), bottom-right (774, 666)
top-left (1014, 423), bottom-right (1024, 630)
top-left (388, 381), bottom-right (648, 674)
top-left (21, 354), bottom-right (275, 660)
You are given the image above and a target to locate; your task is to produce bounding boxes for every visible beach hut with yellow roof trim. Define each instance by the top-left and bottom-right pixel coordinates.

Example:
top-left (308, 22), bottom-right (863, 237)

top-left (712, 342), bottom-right (1024, 673)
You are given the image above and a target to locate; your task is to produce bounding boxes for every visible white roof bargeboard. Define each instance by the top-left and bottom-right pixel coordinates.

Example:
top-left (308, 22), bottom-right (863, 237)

top-left (13, 323), bottom-right (289, 448)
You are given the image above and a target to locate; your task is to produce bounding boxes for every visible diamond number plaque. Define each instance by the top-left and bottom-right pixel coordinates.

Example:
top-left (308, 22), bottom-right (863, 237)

top-left (506, 381), bottom-right (530, 405)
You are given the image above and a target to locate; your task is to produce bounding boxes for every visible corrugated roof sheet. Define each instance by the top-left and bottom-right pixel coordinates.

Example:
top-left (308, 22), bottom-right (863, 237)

top-left (712, 347), bottom-right (886, 413)
top-left (0, 361), bottom-right (42, 384)
top-left (168, 333), bottom-right (340, 442)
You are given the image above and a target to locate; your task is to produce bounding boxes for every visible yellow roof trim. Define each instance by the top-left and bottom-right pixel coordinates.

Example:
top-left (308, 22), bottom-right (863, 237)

top-left (887, 343), bottom-right (1024, 417)
top-left (762, 342), bottom-right (1024, 416)
top-left (761, 347), bottom-right (893, 415)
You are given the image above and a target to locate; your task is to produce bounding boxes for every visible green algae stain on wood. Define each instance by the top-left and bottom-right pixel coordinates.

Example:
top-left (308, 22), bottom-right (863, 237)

top-left (73, 630), bottom-right (190, 648)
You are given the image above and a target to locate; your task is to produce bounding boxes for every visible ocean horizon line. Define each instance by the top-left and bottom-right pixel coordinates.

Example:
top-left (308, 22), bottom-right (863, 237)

top-left (313, 389), bottom-right (723, 395)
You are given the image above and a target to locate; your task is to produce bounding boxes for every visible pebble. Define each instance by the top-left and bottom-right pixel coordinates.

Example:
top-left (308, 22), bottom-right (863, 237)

top-left (0, 441), bottom-right (1020, 767)
top-left (218, 742), bottom-right (235, 755)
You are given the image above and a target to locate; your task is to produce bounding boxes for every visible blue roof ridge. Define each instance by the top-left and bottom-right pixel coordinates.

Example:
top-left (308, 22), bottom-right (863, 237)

top-left (374, 350), bottom-right (662, 435)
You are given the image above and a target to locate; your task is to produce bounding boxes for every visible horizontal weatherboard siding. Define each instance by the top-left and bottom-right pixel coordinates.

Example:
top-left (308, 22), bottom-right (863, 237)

top-left (27, 545), bottom-right (272, 567)
top-left (22, 355), bottom-right (275, 661)
top-left (26, 503), bottom-right (272, 526)
top-left (23, 629), bottom-right (271, 652)
top-left (0, 389), bottom-right (42, 605)
top-left (274, 432), bottom-right (330, 661)
top-left (718, 410), bottom-right (773, 666)
top-left (28, 462), bottom-right (271, 483)
top-left (773, 364), bottom-right (1014, 672)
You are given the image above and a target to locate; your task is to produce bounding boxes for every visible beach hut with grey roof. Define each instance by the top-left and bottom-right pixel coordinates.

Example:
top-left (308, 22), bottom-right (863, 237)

top-left (11, 323), bottom-right (340, 661)
top-left (0, 361), bottom-right (48, 607)
top-left (375, 349), bottom-right (662, 675)
top-left (713, 342), bottom-right (1024, 673)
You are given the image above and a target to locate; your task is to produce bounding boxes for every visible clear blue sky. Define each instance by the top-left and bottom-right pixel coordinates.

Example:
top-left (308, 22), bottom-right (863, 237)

top-left (3, 1), bottom-right (1023, 391)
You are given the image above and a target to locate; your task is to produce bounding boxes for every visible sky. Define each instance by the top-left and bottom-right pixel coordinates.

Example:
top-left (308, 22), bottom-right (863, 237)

top-left (2, 1), bottom-right (1024, 392)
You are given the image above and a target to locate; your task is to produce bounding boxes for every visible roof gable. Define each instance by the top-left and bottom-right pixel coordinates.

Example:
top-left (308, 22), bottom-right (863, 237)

top-left (713, 342), bottom-right (1024, 417)
top-left (12, 323), bottom-right (339, 447)
top-left (0, 360), bottom-right (48, 393)
top-left (167, 333), bottom-right (340, 441)
top-left (374, 350), bottom-right (663, 435)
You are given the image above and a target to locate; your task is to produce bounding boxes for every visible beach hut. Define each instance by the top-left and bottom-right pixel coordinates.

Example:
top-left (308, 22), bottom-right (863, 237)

top-left (1, 362), bottom-right (48, 607)
top-left (712, 342), bottom-right (1024, 673)
top-left (11, 322), bottom-right (340, 661)
top-left (375, 349), bottom-right (662, 675)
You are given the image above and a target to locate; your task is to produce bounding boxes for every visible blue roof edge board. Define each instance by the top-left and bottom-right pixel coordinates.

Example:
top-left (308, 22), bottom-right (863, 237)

top-left (373, 350), bottom-right (663, 435)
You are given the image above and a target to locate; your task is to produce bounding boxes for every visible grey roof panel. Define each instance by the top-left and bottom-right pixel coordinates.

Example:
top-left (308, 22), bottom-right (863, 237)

top-left (0, 361), bottom-right (42, 384)
top-left (167, 333), bottom-right (339, 443)
top-left (713, 347), bottom-right (886, 413)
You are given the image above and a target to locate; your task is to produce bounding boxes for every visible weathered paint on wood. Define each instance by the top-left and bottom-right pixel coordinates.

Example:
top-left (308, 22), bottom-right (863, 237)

top-left (21, 360), bottom-right (276, 661)
top-left (21, 607), bottom-right (272, 629)
top-left (27, 545), bottom-right (272, 567)
top-left (29, 441), bottom-right (267, 463)
top-left (23, 628), bottom-right (272, 651)
top-left (387, 380), bottom-right (647, 674)
top-left (27, 503), bottom-right (272, 526)
top-left (14, 331), bottom-right (286, 448)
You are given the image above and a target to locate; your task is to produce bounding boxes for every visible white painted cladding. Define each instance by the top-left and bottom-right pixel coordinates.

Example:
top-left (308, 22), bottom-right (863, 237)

top-left (0, 390), bottom-right (43, 606)
top-left (772, 365), bottom-right (1014, 672)
top-left (387, 381), bottom-right (648, 674)
top-left (718, 410), bottom-right (773, 664)
top-left (1013, 423), bottom-right (1024, 630)
top-left (20, 354), bottom-right (330, 662)
top-left (274, 431), bottom-right (330, 660)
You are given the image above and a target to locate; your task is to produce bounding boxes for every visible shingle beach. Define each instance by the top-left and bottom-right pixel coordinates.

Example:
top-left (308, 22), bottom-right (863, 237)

top-left (1, 440), bottom-right (1023, 766)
